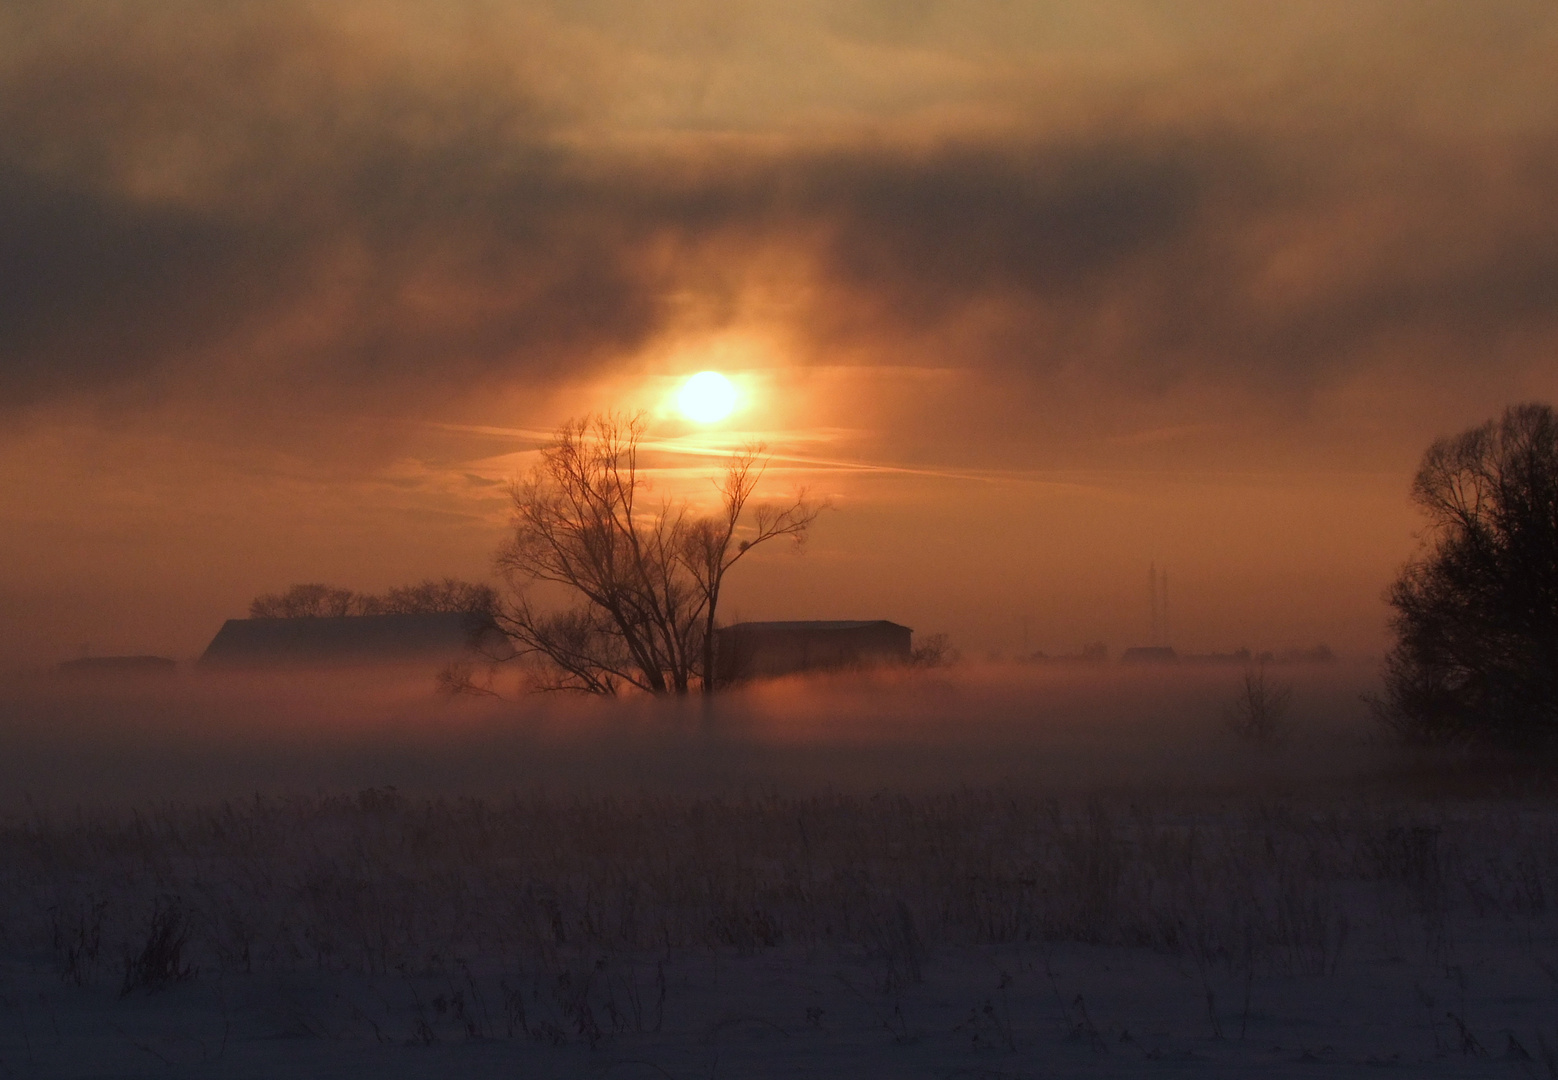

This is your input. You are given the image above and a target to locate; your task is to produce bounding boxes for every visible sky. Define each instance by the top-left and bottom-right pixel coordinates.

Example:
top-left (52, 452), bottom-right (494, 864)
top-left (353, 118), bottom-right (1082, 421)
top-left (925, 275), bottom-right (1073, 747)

top-left (3, 0), bottom-right (1557, 665)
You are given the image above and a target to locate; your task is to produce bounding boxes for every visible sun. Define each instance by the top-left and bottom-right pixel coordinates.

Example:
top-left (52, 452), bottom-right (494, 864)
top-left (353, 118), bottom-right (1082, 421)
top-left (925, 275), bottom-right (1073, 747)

top-left (676, 370), bottom-right (738, 423)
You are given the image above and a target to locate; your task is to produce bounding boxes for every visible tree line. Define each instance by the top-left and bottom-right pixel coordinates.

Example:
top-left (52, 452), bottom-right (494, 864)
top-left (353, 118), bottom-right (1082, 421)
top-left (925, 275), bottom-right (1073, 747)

top-left (252, 401), bottom-right (1558, 750)
top-left (249, 578), bottom-right (498, 619)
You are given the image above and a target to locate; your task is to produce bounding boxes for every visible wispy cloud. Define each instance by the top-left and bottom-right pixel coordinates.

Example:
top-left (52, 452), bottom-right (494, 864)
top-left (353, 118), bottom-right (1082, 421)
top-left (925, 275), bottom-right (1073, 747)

top-left (2, 0), bottom-right (1554, 660)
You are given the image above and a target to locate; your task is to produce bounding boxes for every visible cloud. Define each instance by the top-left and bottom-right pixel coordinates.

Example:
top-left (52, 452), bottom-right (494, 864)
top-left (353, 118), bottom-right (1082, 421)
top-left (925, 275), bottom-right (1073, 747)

top-left (9, 0), bottom-right (1558, 664)
top-left (0, 159), bottom-right (304, 406)
top-left (0, 1), bottom-right (670, 416)
top-left (0, 0), bottom-right (1555, 437)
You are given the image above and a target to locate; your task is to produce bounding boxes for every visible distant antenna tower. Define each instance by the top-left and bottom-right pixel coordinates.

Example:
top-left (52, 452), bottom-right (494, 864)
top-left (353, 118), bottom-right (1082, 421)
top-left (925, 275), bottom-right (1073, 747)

top-left (1161, 566), bottom-right (1169, 646)
top-left (1148, 563), bottom-right (1170, 646)
top-left (1148, 564), bottom-right (1158, 644)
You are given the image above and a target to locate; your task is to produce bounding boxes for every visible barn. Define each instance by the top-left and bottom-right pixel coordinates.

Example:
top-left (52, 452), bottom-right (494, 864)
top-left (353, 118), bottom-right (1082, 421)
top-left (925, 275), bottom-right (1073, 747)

top-left (714, 620), bottom-right (912, 682)
top-left (199, 613), bottom-right (501, 667)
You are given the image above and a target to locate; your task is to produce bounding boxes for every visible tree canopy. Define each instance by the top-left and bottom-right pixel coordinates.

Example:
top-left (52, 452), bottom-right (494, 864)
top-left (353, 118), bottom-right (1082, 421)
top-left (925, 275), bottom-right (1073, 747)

top-left (249, 579), bottom-right (497, 619)
top-left (1378, 403), bottom-right (1558, 748)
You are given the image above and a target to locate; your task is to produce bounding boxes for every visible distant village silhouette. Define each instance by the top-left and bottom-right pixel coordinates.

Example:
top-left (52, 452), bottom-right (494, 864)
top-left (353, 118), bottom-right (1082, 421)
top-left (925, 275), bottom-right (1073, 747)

top-left (59, 582), bottom-right (1335, 681)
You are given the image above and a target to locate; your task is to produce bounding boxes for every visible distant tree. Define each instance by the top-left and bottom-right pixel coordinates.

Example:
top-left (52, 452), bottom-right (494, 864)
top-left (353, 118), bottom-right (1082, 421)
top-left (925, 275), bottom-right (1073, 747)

top-left (1224, 661), bottom-right (1292, 745)
top-left (489, 413), bottom-right (820, 695)
top-left (358, 578), bottom-right (498, 616)
top-left (249, 583), bottom-right (355, 618)
top-left (250, 579), bottom-right (497, 618)
top-left (1376, 403), bottom-right (1558, 748)
top-left (909, 633), bottom-right (958, 668)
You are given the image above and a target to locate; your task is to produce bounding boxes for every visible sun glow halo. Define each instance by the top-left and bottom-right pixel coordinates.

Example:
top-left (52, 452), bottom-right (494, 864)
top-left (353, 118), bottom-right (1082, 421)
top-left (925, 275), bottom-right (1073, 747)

top-left (676, 370), bottom-right (738, 423)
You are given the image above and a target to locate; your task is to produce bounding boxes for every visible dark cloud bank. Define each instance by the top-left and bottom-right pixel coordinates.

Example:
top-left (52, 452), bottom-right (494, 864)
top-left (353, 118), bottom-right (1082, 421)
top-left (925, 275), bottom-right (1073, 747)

top-left (4, 1), bottom-right (1557, 665)
top-left (3, 1), bottom-right (1556, 427)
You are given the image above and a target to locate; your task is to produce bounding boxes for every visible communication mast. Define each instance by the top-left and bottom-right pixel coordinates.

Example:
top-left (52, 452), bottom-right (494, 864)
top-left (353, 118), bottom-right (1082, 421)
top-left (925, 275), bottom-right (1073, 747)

top-left (1162, 566), bottom-right (1169, 645)
top-left (1148, 562), bottom-right (1170, 646)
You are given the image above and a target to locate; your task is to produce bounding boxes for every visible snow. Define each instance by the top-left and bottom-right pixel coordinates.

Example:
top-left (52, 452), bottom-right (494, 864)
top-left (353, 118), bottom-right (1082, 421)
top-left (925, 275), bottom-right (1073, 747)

top-left (1, 662), bottom-right (1553, 1077)
top-left (4, 791), bottom-right (1558, 1078)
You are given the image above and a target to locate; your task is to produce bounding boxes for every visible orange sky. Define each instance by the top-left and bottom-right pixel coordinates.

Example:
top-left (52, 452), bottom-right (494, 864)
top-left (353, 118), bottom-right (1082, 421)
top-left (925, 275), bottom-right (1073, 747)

top-left (3, 1), bottom-right (1558, 664)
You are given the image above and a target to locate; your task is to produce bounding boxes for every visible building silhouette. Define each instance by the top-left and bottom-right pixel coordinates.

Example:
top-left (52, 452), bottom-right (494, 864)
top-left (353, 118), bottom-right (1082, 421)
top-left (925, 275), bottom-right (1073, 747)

top-left (199, 613), bottom-right (500, 667)
top-left (714, 620), bottom-right (912, 682)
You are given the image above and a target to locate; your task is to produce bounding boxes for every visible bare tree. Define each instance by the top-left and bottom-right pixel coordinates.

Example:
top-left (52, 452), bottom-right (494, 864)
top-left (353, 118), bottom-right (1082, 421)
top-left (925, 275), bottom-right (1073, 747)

top-left (249, 583), bottom-right (355, 618)
top-left (490, 413), bottom-right (820, 695)
top-left (358, 578), bottom-right (498, 616)
top-left (1224, 661), bottom-right (1292, 745)
top-left (909, 633), bottom-right (959, 669)
top-left (681, 448), bottom-right (822, 691)
top-left (1377, 403), bottom-right (1558, 747)
top-left (251, 579), bottom-right (497, 618)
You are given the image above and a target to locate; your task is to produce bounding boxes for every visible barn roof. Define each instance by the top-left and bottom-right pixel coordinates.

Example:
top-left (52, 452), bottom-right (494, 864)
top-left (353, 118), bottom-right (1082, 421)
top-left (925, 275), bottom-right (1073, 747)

top-left (199, 613), bottom-right (498, 666)
top-left (717, 620), bottom-right (911, 633)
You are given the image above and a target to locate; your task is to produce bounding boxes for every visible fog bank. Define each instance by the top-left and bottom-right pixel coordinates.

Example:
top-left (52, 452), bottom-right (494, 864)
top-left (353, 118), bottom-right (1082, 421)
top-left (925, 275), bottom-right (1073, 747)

top-left (0, 662), bottom-right (1396, 810)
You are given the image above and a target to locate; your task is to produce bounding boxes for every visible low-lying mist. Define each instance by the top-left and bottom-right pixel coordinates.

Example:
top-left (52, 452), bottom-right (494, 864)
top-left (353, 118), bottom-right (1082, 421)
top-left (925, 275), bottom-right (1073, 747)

top-left (0, 661), bottom-right (1393, 810)
top-left (7, 659), bottom-right (1557, 1077)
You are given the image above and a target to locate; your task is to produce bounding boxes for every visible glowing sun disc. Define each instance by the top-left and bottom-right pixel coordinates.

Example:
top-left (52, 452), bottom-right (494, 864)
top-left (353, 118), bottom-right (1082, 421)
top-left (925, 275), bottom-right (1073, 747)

top-left (677, 371), bottom-right (738, 423)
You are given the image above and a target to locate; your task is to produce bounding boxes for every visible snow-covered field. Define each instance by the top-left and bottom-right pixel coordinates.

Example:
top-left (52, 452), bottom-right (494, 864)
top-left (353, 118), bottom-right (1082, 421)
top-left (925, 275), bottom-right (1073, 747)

top-left (2, 664), bottom-right (1555, 1077)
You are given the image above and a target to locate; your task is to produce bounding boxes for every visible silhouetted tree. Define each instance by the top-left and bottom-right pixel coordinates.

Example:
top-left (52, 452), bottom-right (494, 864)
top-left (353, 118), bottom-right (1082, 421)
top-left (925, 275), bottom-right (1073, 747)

top-left (250, 579), bottom-right (497, 618)
top-left (490, 413), bottom-right (820, 695)
top-left (357, 578), bottom-right (498, 616)
top-left (910, 633), bottom-right (958, 668)
top-left (1224, 661), bottom-right (1292, 745)
top-left (681, 450), bottom-right (821, 692)
top-left (1377, 403), bottom-right (1558, 747)
top-left (249, 583), bottom-right (355, 618)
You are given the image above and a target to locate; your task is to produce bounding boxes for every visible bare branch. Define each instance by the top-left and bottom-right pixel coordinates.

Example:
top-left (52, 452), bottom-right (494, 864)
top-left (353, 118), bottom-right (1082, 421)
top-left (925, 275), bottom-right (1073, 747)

top-left (1381, 402), bottom-right (1558, 747)
top-left (486, 415), bottom-right (821, 695)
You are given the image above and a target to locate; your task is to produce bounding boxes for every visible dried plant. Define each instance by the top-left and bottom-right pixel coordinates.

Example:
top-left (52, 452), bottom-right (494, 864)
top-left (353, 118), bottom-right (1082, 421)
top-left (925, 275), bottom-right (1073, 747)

top-left (1224, 662), bottom-right (1293, 744)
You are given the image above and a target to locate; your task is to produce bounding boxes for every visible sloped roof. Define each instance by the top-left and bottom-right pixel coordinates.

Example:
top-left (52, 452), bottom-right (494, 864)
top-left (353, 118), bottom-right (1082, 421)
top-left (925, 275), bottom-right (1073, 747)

top-left (717, 620), bottom-right (911, 633)
top-left (200, 613), bottom-right (498, 666)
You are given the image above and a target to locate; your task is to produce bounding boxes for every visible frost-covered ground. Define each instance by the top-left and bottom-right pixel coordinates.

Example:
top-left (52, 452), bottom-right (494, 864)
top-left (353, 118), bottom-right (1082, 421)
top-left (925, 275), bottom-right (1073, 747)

top-left (5, 790), bottom-right (1558, 1078)
top-left (2, 663), bottom-right (1557, 1077)
top-left (6, 937), bottom-right (1558, 1078)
